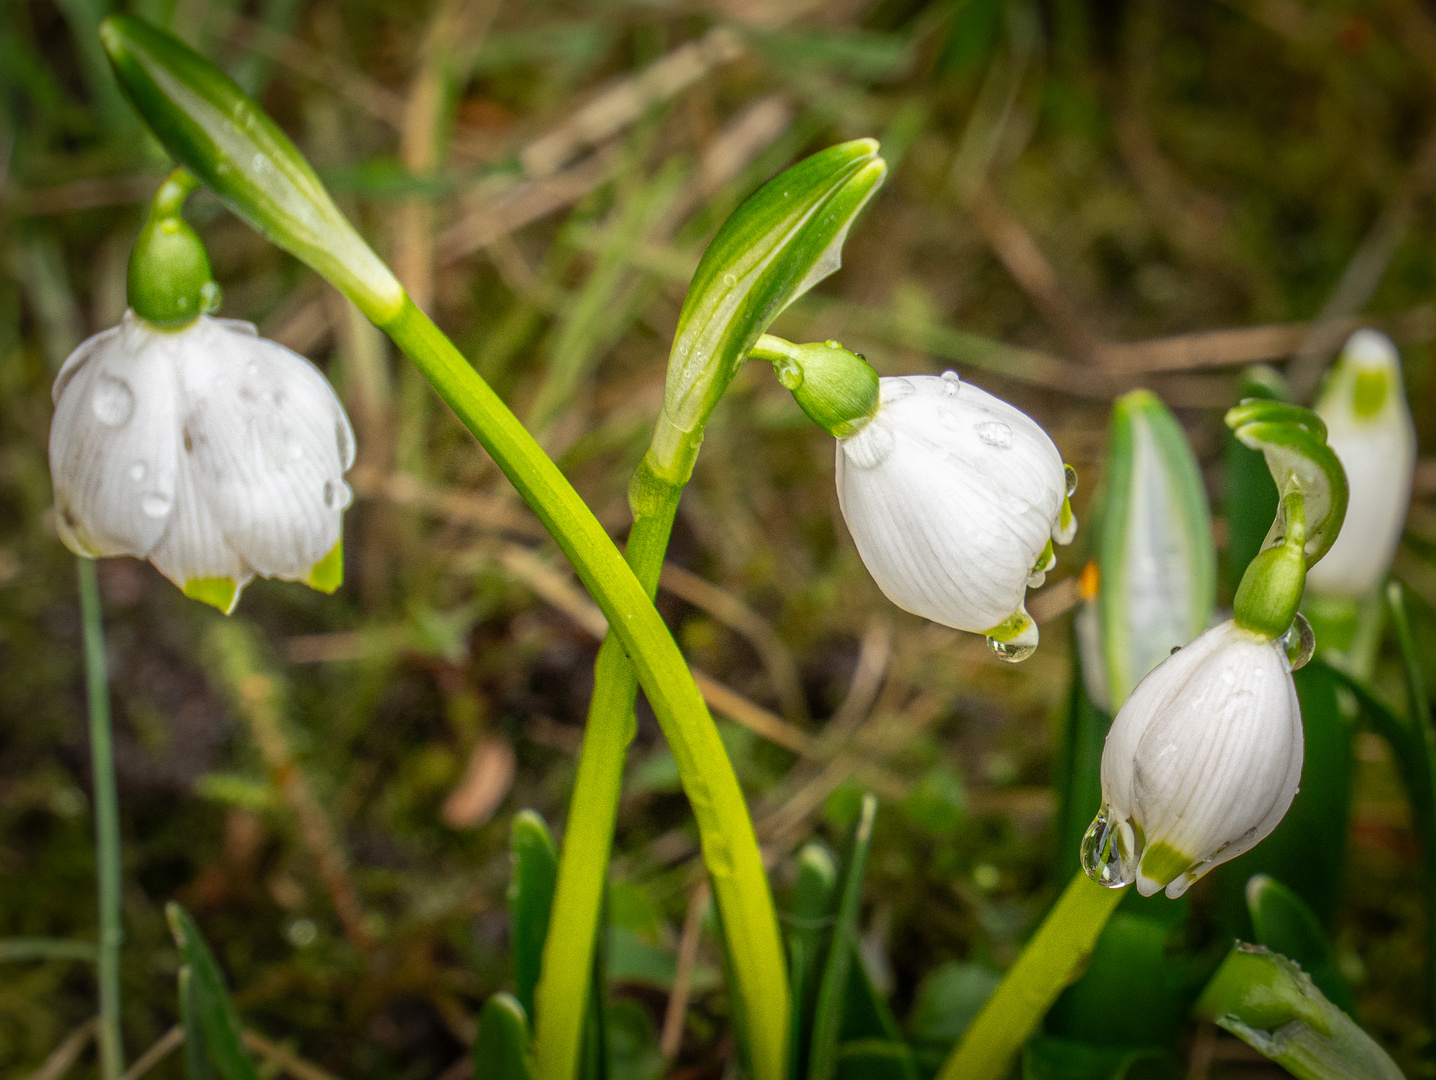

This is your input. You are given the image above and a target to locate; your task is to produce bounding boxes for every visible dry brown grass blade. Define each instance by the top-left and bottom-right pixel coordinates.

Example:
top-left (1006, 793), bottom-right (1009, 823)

top-left (118, 1026), bottom-right (182, 1080)
top-left (241, 1030), bottom-right (343, 1080)
top-left (519, 27), bottom-right (745, 180)
top-left (660, 880), bottom-right (711, 1058)
top-left (24, 1018), bottom-right (96, 1080)
top-left (968, 185), bottom-right (1103, 363)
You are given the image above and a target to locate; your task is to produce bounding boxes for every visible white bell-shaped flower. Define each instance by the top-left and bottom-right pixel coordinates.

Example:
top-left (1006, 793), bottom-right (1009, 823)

top-left (1304, 330), bottom-right (1415, 599)
top-left (1083, 620), bottom-right (1303, 898)
top-left (50, 310), bottom-right (355, 613)
top-left (835, 371), bottom-right (1075, 658)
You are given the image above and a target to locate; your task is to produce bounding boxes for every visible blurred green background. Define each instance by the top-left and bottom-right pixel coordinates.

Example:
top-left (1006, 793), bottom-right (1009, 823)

top-left (5, 1), bottom-right (1436, 1077)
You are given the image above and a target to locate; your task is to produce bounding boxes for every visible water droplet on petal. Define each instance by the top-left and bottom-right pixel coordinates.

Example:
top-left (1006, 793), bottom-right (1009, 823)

top-left (881, 377), bottom-right (916, 402)
top-left (92, 375), bottom-right (134, 426)
top-left (1065, 464), bottom-right (1079, 497)
top-left (129, 461), bottom-right (147, 481)
top-left (1282, 612), bottom-right (1316, 670)
top-left (977, 421), bottom-right (1013, 448)
top-left (941, 370), bottom-right (961, 396)
top-left (324, 480), bottom-right (353, 510)
top-left (141, 492), bottom-right (172, 518)
top-left (1081, 807), bottom-right (1141, 887)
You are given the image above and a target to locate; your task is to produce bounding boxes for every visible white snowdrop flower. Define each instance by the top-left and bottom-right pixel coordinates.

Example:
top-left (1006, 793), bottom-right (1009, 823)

top-left (50, 310), bottom-right (355, 613)
top-left (1304, 330), bottom-right (1415, 599)
top-left (834, 372), bottom-right (1075, 660)
top-left (1083, 620), bottom-right (1303, 898)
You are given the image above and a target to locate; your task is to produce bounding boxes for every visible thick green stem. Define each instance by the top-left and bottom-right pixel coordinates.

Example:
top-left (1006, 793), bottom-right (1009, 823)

top-left (78, 557), bottom-right (124, 1080)
top-left (534, 502), bottom-right (679, 1080)
top-left (374, 298), bottom-right (788, 1080)
top-left (939, 873), bottom-right (1126, 1080)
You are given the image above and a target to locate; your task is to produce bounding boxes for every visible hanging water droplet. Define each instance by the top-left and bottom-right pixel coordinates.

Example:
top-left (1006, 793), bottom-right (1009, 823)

top-left (940, 370), bottom-right (961, 396)
top-left (92, 375), bottom-right (134, 426)
top-left (977, 421), bottom-right (1013, 448)
top-left (1282, 612), bottom-right (1316, 670)
top-left (882, 377), bottom-right (916, 402)
top-left (1065, 463), bottom-right (1079, 497)
top-left (141, 492), bottom-right (172, 518)
top-left (1080, 807), bottom-right (1141, 888)
top-left (129, 461), bottom-right (147, 481)
top-left (987, 635), bottom-right (1037, 663)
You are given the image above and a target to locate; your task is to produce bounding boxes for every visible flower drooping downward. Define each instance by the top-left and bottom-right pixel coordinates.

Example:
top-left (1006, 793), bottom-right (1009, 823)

top-left (50, 311), bottom-right (355, 613)
top-left (834, 371), bottom-right (1075, 659)
top-left (1084, 620), bottom-right (1303, 897)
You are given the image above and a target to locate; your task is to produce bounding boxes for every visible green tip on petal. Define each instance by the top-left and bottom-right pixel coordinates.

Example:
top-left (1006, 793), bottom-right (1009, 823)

top-left (1352, 367), bottom-right (1389, 418)
top-left (1138, 841), bottom-right (1192, 890)
top-left (304, 540), bottom-right (344, 594)
top-left (183, 576), bottom-right (240, 614)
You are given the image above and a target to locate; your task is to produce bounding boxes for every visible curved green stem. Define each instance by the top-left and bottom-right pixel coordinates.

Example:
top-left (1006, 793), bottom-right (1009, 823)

top-left (938, 874), bottom-right (1126, 1080)
top-left (78, 556), bottom-right (124, 1080)
top-left (374, 299), bottom-right (788, 1080)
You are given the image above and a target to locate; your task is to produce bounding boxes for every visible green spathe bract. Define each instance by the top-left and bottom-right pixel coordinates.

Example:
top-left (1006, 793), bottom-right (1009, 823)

top-left (99, 15), bottom-right (402, 324)
top-left (641, 139), bottom-right (886, 488)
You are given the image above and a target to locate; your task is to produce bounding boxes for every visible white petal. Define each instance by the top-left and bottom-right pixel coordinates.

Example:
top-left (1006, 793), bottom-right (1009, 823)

top-left (174, 318), bottom-right (352, 580)
top-left (49, 313), bottom-right (181, 560)
top-left (835, 376), bottom-right (1067, 632)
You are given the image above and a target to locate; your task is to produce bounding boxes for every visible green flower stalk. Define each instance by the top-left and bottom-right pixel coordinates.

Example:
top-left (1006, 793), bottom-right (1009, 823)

top-left (536, 143), bottom-right (886, 1080)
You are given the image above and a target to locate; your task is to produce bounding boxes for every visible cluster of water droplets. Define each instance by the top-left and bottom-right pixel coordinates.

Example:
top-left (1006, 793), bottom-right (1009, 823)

top-left (1080, 806), bottom-right (1142, 888)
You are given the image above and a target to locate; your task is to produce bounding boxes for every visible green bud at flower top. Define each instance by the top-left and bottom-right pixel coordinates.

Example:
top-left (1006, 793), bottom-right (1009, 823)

top-left (100, 15), bottom-right (403, 325)
top-left (753, 336), bottom-right (879, 438)
top-left (127, 170), bottom-right (220, 328)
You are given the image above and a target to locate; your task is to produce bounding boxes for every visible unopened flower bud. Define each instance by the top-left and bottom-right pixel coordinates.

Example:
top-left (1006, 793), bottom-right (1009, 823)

top-left (1083, 620), bottom-right (1303, 898)
top-left (834, 371), bottom-right (1075, 660)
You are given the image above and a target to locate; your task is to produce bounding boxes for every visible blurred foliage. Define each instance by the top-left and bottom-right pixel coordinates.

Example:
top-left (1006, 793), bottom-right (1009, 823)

top-left (6, 0), bottom-right (1436, 1077)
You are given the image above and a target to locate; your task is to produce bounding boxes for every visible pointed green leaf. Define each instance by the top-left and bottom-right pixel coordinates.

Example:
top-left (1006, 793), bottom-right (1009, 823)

top-left (167, 903), bottom-right (258, 1080)
top-left (788, 842), bottom-right (839, 1080)
top-left (179, 968), bottom-right (218, 1080)
top-left (475, 993), bottom-right (535, 1080)
top-left (1195, 945), bottom-right (1401, 1080)
top-left (1245, 875), bottom-right (1353, 1014)
top-left (98, 16), bottom-right (403, 323)
top-left (509, 810), bottom-right (559, 1021)
top-left (809, 793), bottom-right (878, 1080)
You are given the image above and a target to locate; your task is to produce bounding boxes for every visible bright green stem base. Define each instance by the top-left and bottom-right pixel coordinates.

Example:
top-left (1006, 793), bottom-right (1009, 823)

top-left (375, 298), bottom-right (788, 1080)
top-left (939, 874), bottom-right (1127, 1080)
top-left (534, 506), bottom-right (677, 1080)
top-left (78, 557), bottom-right (125, 1080)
